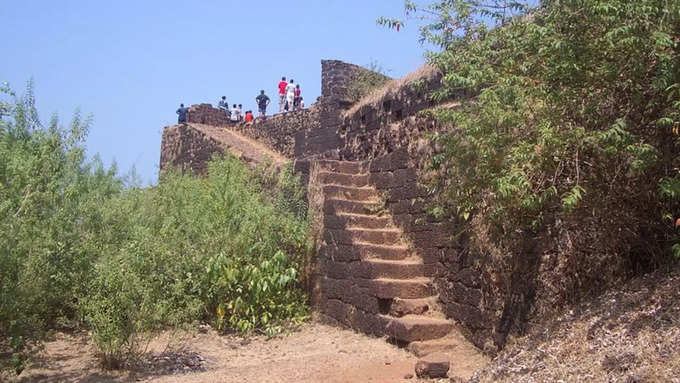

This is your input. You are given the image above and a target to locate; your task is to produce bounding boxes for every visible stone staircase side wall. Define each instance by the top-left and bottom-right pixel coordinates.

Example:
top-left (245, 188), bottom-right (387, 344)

top-left (305, 161), bottom-right (327, 308)
top-left (329, 74), bottom-right (494, 349)
top-left (365, 149), bottom-right (492, 350)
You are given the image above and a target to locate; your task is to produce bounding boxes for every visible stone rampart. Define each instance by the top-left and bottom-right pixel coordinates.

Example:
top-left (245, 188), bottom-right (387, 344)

top-left (176, 104), bottom-right (319, 160)
top-left (160, 60), bottom-right (498, 352)
top-left (186, 103), bottom-right (231, 126)
top-left (160, 124), bottom-right (224, 175)
top-left (310, 65), bottom-right (498, 349)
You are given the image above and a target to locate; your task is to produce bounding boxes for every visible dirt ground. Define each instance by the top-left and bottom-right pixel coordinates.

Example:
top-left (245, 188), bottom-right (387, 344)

top-left (15, 318), bottom-right (483, 383)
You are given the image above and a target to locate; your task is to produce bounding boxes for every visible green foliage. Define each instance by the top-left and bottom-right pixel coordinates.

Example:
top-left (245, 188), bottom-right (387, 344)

top-left (345, 61), bottom-right (391, 103)
top-left (406, 0), bottom-right (680, 258)
top-left (211, 250), bottom-right (306, 335)
top-left (1, 83), bottom-right (310, 372)
top-left (81, 157), bottom-right (310, 366)
top-left (378, 0), bottom-right (528, 47)
top-left (0, 82), bottom-right (122, 373)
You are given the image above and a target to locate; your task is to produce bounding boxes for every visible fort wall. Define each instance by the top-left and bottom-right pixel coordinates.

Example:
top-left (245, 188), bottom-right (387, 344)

top-left (160, 60), bottom-right (508, 353)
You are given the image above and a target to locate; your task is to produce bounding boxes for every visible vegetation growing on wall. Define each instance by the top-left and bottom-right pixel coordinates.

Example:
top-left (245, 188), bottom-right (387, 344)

top-left (383, 0), bottom-right (680, 308)
top-left (0, 83), bottom-right (310, 373)
top-left (345, 61), bottom-right (392, 104)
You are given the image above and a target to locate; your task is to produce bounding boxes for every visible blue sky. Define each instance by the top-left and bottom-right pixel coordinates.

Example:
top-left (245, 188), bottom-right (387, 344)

top-left (2, 1), bottom-right (433, 184)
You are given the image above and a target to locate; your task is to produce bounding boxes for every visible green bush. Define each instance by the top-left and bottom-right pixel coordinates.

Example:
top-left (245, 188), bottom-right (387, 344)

top-left (0, 82), bottom-right (122, 373)
top-left (1, 82), bottom-right (311, 372)
top-left (400, 0), bottom-right (680, 261)
top-left (80, 157), bottom-right (310, 366)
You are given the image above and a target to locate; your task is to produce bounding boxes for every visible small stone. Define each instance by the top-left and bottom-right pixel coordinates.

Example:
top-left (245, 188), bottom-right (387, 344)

top-left (415, 352), bottom-right (450, 379)
top-left (404, 373), bottom-right (414, 379)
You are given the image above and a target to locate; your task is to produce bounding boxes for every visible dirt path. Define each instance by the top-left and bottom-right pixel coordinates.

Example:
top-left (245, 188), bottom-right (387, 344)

top-left (17, 321), bottom-right (481, 383)
top-left (191, 123), bottom-right (289, 166)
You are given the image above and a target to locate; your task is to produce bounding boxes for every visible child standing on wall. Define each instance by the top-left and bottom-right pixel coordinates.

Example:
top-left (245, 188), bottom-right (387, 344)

top-left (244, 110), bottom-right (254, 123)
top-left (285, 79), bottom-right (296, 113)
top-left (293, 84), bottom-right (302, 111)
top-left (237, 104), bottom-right (243, 121)
top-left (278, 76), bottom-right (287, 113)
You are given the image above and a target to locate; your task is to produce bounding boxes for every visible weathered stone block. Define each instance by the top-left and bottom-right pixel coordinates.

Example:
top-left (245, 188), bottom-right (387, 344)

top-left (415, 353), bottom-right (450, 379)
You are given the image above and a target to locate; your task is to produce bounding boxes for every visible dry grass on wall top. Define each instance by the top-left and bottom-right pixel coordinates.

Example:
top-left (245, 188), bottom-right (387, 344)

top-left (344, 64), bottom-right (440, 117)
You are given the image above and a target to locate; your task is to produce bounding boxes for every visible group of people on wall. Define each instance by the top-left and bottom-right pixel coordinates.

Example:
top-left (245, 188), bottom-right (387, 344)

top-left (175, 76), bottom-right (305, 124)
top-left (277, 77), bottom-right (304, 113)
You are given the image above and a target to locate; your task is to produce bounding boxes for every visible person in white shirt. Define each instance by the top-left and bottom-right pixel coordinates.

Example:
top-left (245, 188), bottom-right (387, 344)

top-left (299, 97), bottom-right (305, 109)
top-left (285, 79), bottom-right (296, 112)
top-left (230, 104), bottom-right (240, 122)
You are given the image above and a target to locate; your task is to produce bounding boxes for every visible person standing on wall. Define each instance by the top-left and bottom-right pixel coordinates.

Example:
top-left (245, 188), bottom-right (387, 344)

top-left (285, 79), bottom-right (296, 113)
top-left (230, 104), bottom-right (240, 123)
top-left (293, 84), bottom-right (302, 111)
top-left (278, 76), bottom-right (287, 113)
top-left (237, 104), bottom-right (243, 121)
top-left (176, 103), bottom-right (189, 124)
top-left (256, 90), bottom-right (270, 117)
top-left (217, 96), bottom-right (230, 119)
top-left (299, 97), bottom-right (305, 109)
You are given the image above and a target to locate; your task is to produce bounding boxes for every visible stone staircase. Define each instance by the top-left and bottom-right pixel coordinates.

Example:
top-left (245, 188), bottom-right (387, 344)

top-left (315, 159), bottom-right (463, 355)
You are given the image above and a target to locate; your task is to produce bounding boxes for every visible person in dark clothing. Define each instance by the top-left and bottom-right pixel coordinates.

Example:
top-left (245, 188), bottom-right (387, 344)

top-left (176, 104), bottom-right (189, 123)
top-left (218, 96), bottom-right (230, 119)
top-left (293, 84), bottom-right (302, 111)
top-left (256, 90), bottom-right (270, 117)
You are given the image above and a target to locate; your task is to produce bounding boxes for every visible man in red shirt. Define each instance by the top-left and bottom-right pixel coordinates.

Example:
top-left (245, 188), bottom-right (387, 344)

top-left (278, 76), bottom-right (287, 113)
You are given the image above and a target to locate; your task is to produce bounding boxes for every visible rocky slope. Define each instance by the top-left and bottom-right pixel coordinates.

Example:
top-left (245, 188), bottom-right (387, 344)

top-left (471, 265), bottom-right (680, 382)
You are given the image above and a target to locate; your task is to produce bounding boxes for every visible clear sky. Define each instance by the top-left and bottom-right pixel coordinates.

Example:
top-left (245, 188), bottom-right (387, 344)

top-left (2, 1), bottom-right (432, 185)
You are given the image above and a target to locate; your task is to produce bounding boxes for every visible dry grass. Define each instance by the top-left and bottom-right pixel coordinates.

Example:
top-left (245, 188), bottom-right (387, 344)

top-left (344, 64), bottom-right (440, 117)
top-left (471, 265), bottom-right (680, 382)
top-left (190, 123), bottom-right (289, 166)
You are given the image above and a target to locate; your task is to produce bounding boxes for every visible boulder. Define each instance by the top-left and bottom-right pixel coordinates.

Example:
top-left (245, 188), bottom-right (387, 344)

top-left (414, 352), bottom-right (450, 379)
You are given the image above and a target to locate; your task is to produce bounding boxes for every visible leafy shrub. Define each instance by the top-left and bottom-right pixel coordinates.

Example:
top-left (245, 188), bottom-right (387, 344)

top-left (0, 82), bottom-right (122, 373)
top-left (81, 156), bottom-right (310, 366)
top-left (384, 0), bottom-right (679, 343)
top-left (396, 0), bottom-right (680, 262)
top-left (1, 83), bottom-right (310, 372)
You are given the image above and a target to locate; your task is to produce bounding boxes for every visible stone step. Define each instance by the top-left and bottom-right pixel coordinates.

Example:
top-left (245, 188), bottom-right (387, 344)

top-left (315, 159), bottom-right (366, 175)
top-left (382, 314), bottom-right (454, 343)
top-left (323, 243), bottom-right (411, 262)
top-left (358, 258), bottom-right (434, 279)
top-left (317, 171), bottom-right (369, 187)
top-left (323, 199), bottom-right (383, 215)
top-left (324, 213), bottom-right (392, 230)
top-left (324, 228), bottom-right (401, 246)
top-left (407, 337), bottom-right (464, 357)
top-left (359, 278), bottom-right (434, 299)
top-left (321, 258), bottom-right (429, 280)
top-left (322, 185), bottom-right (378, 202)
top-left (388, 297), bottom-right (438, 317)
